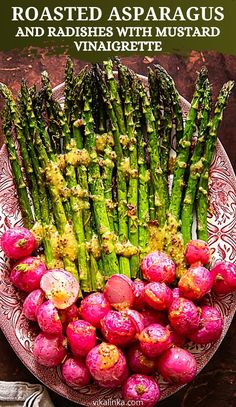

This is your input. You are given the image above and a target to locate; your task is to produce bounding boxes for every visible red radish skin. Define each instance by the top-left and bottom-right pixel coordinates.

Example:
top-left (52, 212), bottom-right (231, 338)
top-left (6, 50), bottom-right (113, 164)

top-left (211, 261), bottom-right (236, 295)
top-left (168, 297), bottom-right (200, 335)
top-left (100, 310), bottom-right (136, 347)
top-left (23, 289), bottom-right (45, 321)
top-left (79, 292), bottom-right (111, 328)
top-left (40, 269), bottom-right (80, 309)
top-left (96, 365), bottom-right (129, 388)
top-left (86, 342), bottom-right (128, 383)
top-left (139, 324), bottom-right (172, 358)
top-left (62, 357), bottom-right (91, 389)
top-left (37, 300), bottom-right (62, 335)
top-left (141, 251), bottom-right (176, 284)
top-left (144, 282), bottom-right (173, 311)
top-left (33, 333), bottom-right (67, 367)
top-left (126, 343), bottom-right (157, 375)
top-left (166, 325), bottom-right (187, 347)
top-left (178, 265), bottom-right (214, 301)
top-left (120, 309), bottom-right (145, 335)
top-left (59, 304), bottom-right (79, 327)
top-left (157, 347), bottom-right (197, 384)
top-left (141, 309), bottom-right (168, 328)
top-left (133, 279), bottom-right (147, 311)
top-left (122, 374), bottom-right (160, 407)
top-left (10, 257), bottom-right (47, 292)
top-left (185, 240), bottom-right (210, 265)
top-left (103, 274), bottom-right (134, 310)
top-left (1, 227), bottom-right (37, 260)
top-left (172, 288), bottom-right (180, 300)
top-left (189, 306), bottom-right (224, 344)
top-left (67, 320), bottom-right (96, 357)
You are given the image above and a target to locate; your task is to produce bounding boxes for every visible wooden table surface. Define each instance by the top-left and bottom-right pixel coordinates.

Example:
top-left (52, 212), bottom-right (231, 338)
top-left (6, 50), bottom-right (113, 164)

top-left (0, 50), bottom-right (235, 407)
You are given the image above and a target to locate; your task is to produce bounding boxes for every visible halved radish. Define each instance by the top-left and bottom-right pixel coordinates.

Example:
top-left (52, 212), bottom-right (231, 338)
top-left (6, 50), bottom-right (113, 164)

top-left (40, 269), bottom-right (80, 309)
top-left (103, 274), bottom-right (134, 310)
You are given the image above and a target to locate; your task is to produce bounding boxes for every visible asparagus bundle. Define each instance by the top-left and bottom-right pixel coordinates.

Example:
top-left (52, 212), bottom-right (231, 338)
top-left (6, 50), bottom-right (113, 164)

top-left (181, 78), bottom-right (212, 244)
top-left (94, 63), bottom-right (131, 277)
top-left (197, 80), bottom-right (234, 241)
top-left (0, 59), bottom-right (233, 292)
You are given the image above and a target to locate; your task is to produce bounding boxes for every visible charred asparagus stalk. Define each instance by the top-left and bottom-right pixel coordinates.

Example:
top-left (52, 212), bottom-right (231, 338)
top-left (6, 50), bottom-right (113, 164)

top-left (132, 79), bottom-right (150, 255)
top-left (197, 80), bottom-right (234, 241)
top-left (154, 66), bottom-right (174, 205)
top-left (116, 61), bottom-right (140, 277)
top-left (20, 83), bottom-right (79, 279)
top-left (0, 84), bottom-right (38, 226)
top-left (64, 57), bottom-right (76, 129)
top-left (148, 67), bottom-right (162, 135)
top-left (153, 64), bottom-right (184, 151)
top-left (82, 74), bottom-right (119, 278)
top-left (103, 60), bottom-right (127, 139)
top-left (168, 67), bottom-right (208, 222)
top-left (42, 70), bottom-right (94, 291)
top-left (138, 80), bottom-right (166, 227)
top-left (94, 64), bottom-right (131, 277)
top-left (0, 100), bottom-right (34, 229)
top-left (181, 78), bottom-right (212, 244)
top-left (18, 95), bottom-right (57, 267)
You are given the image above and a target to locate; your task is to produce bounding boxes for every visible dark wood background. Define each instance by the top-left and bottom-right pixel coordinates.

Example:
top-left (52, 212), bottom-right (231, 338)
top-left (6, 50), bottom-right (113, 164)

top-left (0, 50), bottom-right (235, 407)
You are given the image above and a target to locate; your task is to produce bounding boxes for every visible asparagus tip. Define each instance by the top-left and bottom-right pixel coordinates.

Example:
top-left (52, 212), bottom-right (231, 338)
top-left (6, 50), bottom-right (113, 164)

top-left (223, 80), bottom-right (234, 93)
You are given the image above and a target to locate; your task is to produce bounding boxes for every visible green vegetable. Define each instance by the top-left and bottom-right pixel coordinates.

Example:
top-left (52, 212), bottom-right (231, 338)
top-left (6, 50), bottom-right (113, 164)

top-left (82, 74), bottom-right (119, 278)
top-left (0, 99), bottom-right (34, 229)
top-left (181, 78), bottom-right (212, 244)
top-left (94, 64), bottom-right (131, 277)
top-left (0, 60), bottom-right (233, 291)
top-left (169, 67), bottom-right (208, 222)
top-left (116, 60), bottom-right (140, 277)
top-left (197, 80), bottom-right (234, 241)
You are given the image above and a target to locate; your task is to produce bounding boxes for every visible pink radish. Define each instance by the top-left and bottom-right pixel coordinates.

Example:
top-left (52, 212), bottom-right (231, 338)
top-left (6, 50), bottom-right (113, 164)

top-left (37, 300), bottom-right (62, 335)
top-left (168, 297), bottom-right (200, 335)
top-left (211, 261), bottom-right (236, 295)
top-left (1, 227), bottom-right (37, 260)
top-left (188, 306), bottom-right (224, 344)
top-left (141, 309), bottom-right (168, 328)
top-left (141, 251), bottom-right (176, 284)
top-left (133, 279), bottom-right (147, 311)
top-left (96, 365), bottom-right (129, 388)
top-left (66, 320), bottom-right (96, 357)
top-left (178, 265), bottom-right (213, 301)
top-left (104, 274), bottom-right (134, 310)
top-left (166, 325), bottom-right (187, 347)
top-left (86, 342), bottom-right (127, 383)
top-left (126, 343), bottom-right (157, 375)
top-left (62, 357), bottom-right (91, 389)
top-left (156, 347), bottom-right (197, 384)
top-left (23, 289), bottom-right (45, 321)
top-left (144, 282), bottom-right (173, 311)
top-left (101, 310), bottom-right (136, 347)
top-left (122, 374), bottom-right (160, 407)
top-left (139, 324), bottom-right (172, 358)
top-left (172, 287), bottom-right (181, 300)
top-left (79, 292), bottom-right (111, 328)
top-left (40, 269), bottom-right (80, 309)
top-left (185, 240), bottom-right (210, 265)
top-left (33, 333), bottom-right (67, 367)
top-left (10, 256), bottom-right (47, 292)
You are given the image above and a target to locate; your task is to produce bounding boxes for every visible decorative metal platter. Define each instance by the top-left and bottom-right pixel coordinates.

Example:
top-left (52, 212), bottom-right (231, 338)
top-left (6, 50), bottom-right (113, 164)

top-left (0, 76), bottom-right (235, 404)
